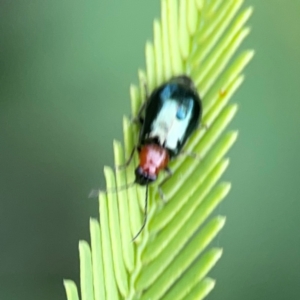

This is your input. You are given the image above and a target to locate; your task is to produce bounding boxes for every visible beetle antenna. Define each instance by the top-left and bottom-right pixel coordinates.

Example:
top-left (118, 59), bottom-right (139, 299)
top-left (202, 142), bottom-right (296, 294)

top-left (88, 181), bottom-right (135, 198)
top-left (132, 185), bottom-right (149, 241)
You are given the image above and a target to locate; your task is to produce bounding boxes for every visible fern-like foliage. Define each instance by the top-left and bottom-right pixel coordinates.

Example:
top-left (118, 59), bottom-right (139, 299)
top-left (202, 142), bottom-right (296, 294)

top-left (64, 0), bottom-right (253, 299)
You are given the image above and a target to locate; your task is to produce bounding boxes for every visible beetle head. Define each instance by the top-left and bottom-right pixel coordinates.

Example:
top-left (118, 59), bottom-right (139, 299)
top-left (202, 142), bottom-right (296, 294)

top-left (135, 166), bottom-right (157, 186)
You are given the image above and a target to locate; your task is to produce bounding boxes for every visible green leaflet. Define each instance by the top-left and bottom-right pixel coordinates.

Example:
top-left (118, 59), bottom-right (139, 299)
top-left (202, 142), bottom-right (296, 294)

top-left (64, 0), bottom-right (253, 299)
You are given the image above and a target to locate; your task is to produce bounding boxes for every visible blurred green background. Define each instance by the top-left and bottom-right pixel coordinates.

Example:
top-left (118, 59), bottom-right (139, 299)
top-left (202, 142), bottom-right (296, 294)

top-left (0, 1), bottom-right (299, 299)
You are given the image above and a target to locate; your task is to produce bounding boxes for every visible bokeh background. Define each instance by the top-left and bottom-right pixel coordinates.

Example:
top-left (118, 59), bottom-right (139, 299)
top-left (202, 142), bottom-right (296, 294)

top-left (0, 1), bottom-right (300, 299)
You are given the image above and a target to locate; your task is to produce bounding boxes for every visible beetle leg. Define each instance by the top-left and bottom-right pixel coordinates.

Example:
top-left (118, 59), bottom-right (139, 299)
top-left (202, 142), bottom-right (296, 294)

top-left (157, 167), bottom-right (173, 202)
top-left (131, 116), bottom-right (144, 125)
top-left (131, 100), bottom-right (146, 125)
top-left (116, 145), bottom-right (137, 170)
top-left (197, 123), bottom-right (208, 131)
top-left (178, 150), bottom-right (201, 161)
top-left (143, 80), bottom-right (150, 99)
top-left (88, 180), bottom-right (136, 198)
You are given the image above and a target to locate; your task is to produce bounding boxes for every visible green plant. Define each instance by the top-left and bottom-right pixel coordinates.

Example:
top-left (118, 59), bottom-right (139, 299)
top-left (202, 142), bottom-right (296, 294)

top-left (64, 0), bottom-right (253, 299)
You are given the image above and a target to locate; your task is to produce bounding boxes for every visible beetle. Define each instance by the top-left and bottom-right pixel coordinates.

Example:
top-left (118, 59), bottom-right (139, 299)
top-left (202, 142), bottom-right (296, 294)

top-left (126, 75), bottom-right (202, 239)
top-left (134, 75), bottom-right (202, 184)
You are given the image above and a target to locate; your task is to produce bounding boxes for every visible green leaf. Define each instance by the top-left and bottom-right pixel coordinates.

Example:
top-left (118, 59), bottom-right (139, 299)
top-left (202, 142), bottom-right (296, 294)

top-left (64, 0), bottom-right (253, 299)
top-left (63, 280), bottom-right (79, 300)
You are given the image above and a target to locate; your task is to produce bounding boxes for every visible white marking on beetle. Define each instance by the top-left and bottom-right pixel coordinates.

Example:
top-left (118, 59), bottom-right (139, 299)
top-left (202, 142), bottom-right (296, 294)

top-left (149, 99), bottom-right (193, 150)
